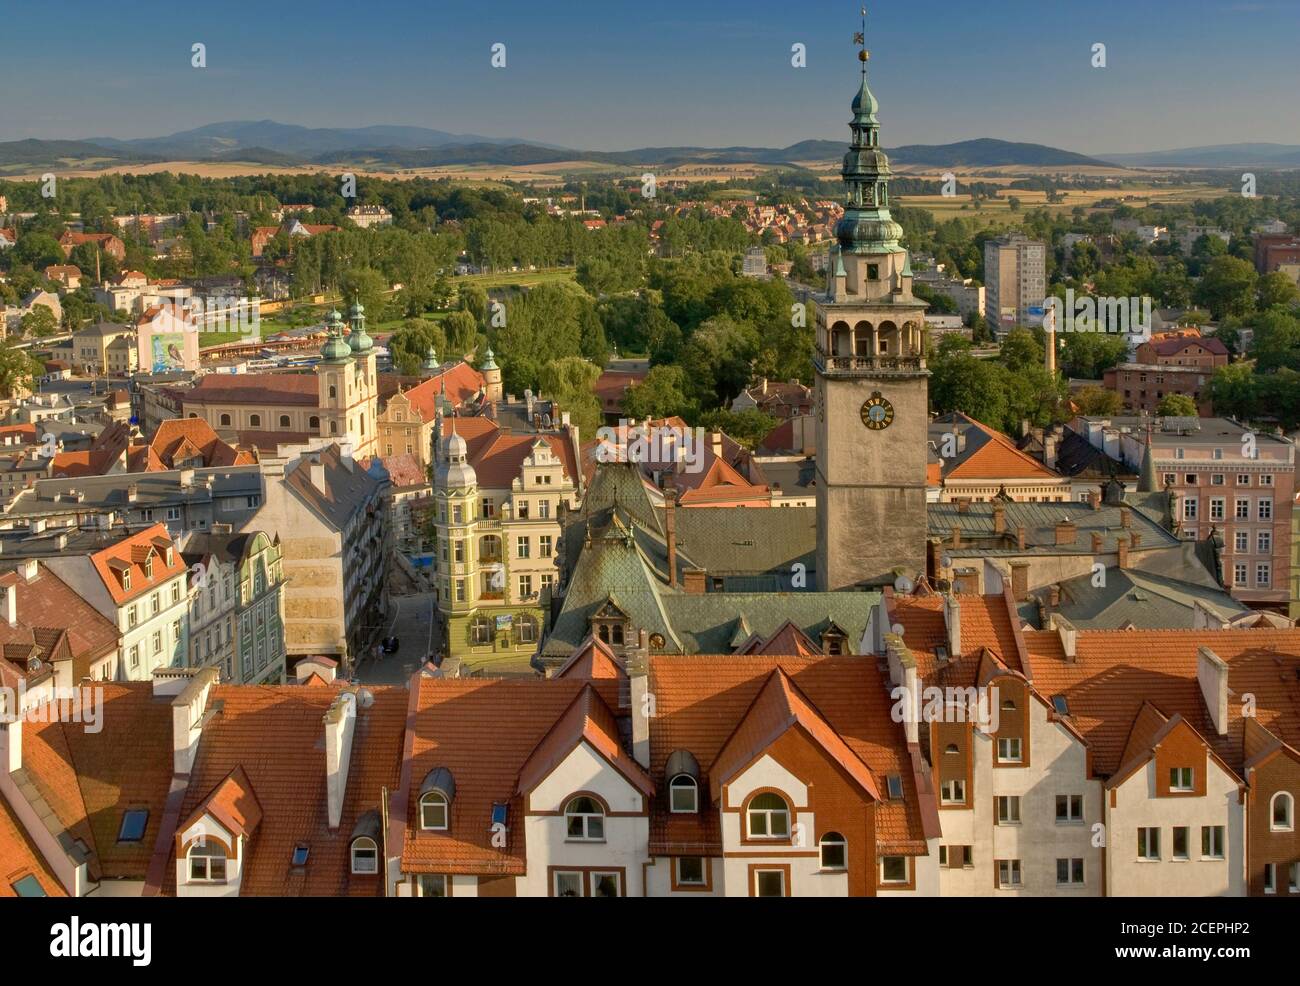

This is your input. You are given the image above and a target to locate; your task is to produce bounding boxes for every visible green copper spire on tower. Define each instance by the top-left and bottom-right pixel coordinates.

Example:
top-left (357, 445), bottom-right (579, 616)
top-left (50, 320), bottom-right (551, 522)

top-left (347, 301), bottom-right (373, 353)
top-left (423, 344), bottom-right (439, 370)
top-left (480, 346), bottom-right (498, 371)
top-left (320, 308), bottom-right (352, 363)
top-left (835, 9), bottom-right (904, 256)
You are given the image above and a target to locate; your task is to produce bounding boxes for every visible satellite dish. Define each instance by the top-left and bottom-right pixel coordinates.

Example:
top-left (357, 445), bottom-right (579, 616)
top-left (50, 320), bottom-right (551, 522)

top-left (890, 622), bottom-right (905, 637)
top-left (894, 574), bottom-right (914, 594)
top-left (356, 688), bottom-right (374, 709)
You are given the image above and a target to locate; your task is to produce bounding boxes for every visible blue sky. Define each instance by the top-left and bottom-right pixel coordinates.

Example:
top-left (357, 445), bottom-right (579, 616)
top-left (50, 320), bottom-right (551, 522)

top-left (3, 0), bottom-right (1298, 152)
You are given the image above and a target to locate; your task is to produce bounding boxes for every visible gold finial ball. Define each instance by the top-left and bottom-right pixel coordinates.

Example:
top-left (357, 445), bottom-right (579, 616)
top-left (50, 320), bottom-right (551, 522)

top-left (859, 49), bottom-right (869, 61)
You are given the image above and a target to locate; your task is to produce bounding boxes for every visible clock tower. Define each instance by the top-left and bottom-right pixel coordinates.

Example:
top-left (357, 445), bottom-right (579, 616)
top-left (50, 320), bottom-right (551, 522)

top-left (814, 39), bottom-right (929, 590)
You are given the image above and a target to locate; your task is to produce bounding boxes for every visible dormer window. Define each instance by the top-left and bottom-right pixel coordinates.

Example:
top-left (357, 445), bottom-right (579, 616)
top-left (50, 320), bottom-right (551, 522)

top-left (420, 790), bottom-right (450, 830)
top-left (1170, 767), bottom-right (1194, 792)
top-left (121, 569), bottom-right (131, 590)
top-left (669, 775), bottom-right (697, 814)
top-left (144, 556), bottom-right (153, 578)
top-left (350, 838), bottom-right (378, 874)
top-left (187, 841), bottom-right (226, 883)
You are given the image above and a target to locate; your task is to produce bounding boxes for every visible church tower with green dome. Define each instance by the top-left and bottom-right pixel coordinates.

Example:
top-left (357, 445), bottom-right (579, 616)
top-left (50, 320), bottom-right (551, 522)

top-left (813, 25), bottom-right (929, 590)
top-left (315, 305), bottom-right (379, 455)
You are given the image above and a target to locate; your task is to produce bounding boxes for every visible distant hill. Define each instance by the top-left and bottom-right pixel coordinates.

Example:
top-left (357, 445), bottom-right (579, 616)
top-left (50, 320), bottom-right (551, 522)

top-left (0, 138), bottom-right (158, 170)
top-left (885, 138), bottom-right (1111, 168)
top-left (1100, 143), bottom-right (1300, 168)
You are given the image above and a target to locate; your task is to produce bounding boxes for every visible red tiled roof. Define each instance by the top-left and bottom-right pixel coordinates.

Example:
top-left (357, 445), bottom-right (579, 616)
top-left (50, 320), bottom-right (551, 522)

top-left (440, 417), bottom-right (578, 488)
top-left (0, 797), bottom-right (64, 896)
top-left (22, 683), bottom-right (176, 881)
top-left (185, 373), bottom-right (320, 406)
top-left (88, 524), bottom-right (185, 606)
top-left (944, 414), bottom-right (1060, 481)
top-left (399, 677), bottom-right (603, 874)
top-left (553, 634), bottom-right (625, 680)
top-left (169, 685), bottom-right (407, 896)
top-left (147, 418), bottom-right (253, 469)
top-left (0, 563), bottom-right (118, 683)
top-left (516, 685), bottom-right (653, 797)
top-left (648, 654), bottom-right (928, 854)
top-left (400, 363), bottom-right (486, 419)
top-left (180, 765), bottom-right (263, 840)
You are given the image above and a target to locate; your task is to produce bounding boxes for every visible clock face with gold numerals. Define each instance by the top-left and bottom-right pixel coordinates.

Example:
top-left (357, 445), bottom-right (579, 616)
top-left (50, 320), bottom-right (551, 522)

top-left (860, 392), bottom-right (894, 430)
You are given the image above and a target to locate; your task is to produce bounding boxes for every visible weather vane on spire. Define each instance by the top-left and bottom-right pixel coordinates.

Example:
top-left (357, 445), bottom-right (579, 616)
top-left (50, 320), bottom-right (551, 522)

top-left (854, 6), bottom-right (869, 74)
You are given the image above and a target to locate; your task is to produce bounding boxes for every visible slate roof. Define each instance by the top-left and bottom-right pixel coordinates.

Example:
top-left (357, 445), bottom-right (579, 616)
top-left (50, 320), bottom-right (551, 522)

top-left (1020, 566), bottom-right (1248, 631)
top-left (929, 498), bottom-right (1179, 555)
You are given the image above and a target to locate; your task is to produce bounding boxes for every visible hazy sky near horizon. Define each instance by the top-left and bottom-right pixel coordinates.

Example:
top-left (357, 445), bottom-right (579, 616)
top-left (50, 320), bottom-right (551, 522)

top-left (3, 0), bottom-right (1298, 153)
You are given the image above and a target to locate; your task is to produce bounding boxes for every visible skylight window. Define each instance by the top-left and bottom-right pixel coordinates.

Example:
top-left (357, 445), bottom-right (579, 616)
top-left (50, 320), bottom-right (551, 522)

top-left (291, 845), bottom-right (310, 866)
top-left (490, 802), bottom-right (508, 827)
top-left (11, 875), bottom-right (46, 897)
top-left (1051, 695), bottom-right (1070, 716)
top-left (117, 809), bottom-right (149, 843)
top-left (886, 775), bottom-right (904, 800)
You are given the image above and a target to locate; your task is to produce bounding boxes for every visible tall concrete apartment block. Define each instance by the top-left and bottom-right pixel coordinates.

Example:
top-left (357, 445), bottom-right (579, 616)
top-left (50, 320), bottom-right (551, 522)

top-left (983, 233), bottom-right (1046, 338)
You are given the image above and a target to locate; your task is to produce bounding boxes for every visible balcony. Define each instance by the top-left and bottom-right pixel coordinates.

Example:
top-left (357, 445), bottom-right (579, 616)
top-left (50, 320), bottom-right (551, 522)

top-left (816, 353), bottom-right (927, 376)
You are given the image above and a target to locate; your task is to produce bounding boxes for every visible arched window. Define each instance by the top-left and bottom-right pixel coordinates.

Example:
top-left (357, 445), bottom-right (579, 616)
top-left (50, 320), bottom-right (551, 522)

top-left (420, 790), bottom-right (449, 830)
top-left (1272, 791), bottom-right (1294, 832)
top-left (819, 832), bottom-right (847, 871)
top-left (746, 792), bottom-right (790, 839)
top-left (611, 623), bottom-right (624, 646)
top-left (329, 385), bottom-right (337, 399)
top-left (945, 743), bottom-right (959, 754)
top-left (279, 414), bottom-right (291, 429)
top-left (309, 415), bottom-right (320, 430)
top-left (219, 413), bottom-right (232, 427)
top-left (1001, 697), bottom-right (1017, 711)
top-left (188, 412), bottom-right (198, 418)
top-left (350, 837), bottom-right (378, 874)
top-left (564, 796), bottom-right (604, 841)
top-left (669, 774), bottom-right (697, 813)
top-left (330, 421), bottom-right (338, 435)
top-left (249, 413), bottom-right (261, 428)
top-left (187, 840), bottom-right (226, 882)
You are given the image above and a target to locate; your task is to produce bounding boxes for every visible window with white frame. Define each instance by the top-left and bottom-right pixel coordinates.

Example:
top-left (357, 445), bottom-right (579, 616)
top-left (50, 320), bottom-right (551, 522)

top-left (1055, 794), bottom-right (1083, 823)
top-left (1170, 766), bottom-right (1194, 791)
top-left (1258, 530), bottom-right (1272, 554)
top-left (1259, 497), bottom-right (1272, 520)
top-left (1182, 498), bottom-right (1197, 521)
top-left (1056, 858), bottom-right (1084, 885)
top-left (1172, 826), bottom-right (1190, 860)
top-left (420, 790), bottom-right (449, 830)
top-left (1264, 863), bottom-right (1276, 894)
top-left (1261, 474), bottom-right (1273, 486)
top-left (188, 840), bottom-right (227, 882)
top-left (997, 859), bottom-right (1022, 887)
top-left (1234, 563), bottom-right (1248, 586)
top-left (746, 792), bottom-right (790, 839)
top-left (1209, 498), bottom-right (1224, 521)
top-left (1257, 563), bottom-right (1272, 587)
top-left (675, 856), bottom-right (706, 886)
top-left (350, 837), bottom-right (378, 874)
top-left (417, 874), bottom-right (448, 897)
top-left (1235, 531), bottom-right (1249, 552)
top-left (997, 737), bottom-right (1022, 763)
top-left (819, 832), bottom-right (847, 871)
top-left (940, 778), bottom-right (965, 805)
top-left (754, 868), bottom-right (787, 896)
top-left (996, 796), bottom-right (1021, 824)
top-left (1271, 791), bottom-right (1294, 832)
top-left (1237, 474), bottom-right (1250, 486)
top-left (1235, 498), bottom-right (1250, 519)
top-left (1201, 825), bottom-right (1225, 859)
top-left (1138, 827), bottom-right (1160, 860)
top-left (669, 774), bottom-right (697, 813)
top-left (879, 856), bottom-right (908, 885)
top-left (564, 796), bottom-right (605, 841)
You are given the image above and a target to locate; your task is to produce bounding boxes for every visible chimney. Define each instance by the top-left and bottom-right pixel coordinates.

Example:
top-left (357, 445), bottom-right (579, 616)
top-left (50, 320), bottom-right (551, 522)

top-left (31, 519), bottom-right (45, 534)
top-left (1052, 613), bottom-right (1078, 662)
top-left (1043, 434), bottom-right (1058, 470)
top-left (682, 568), bottom-right (706, 594)
top-left (4, 582), bottom-right (15, 626)
top-left (628, 641), bottom-right (651, 768)
top-left (993, 502), bottom-right (1006, 534)
top-left (1016, 525), bottom-right (1026, 551)
top-left (1010, 562), bottom-right (1029, 601)
top-left (179, 467), bottom-right (195, 489)
top-left (20, 558), bottom-right (38, 582)
top-left (1090, 531), bottom-right (1103, 553)
top-left (665, 490), bottom-right (678, 588)
top-left (1047, 584), bottom-right (1062, 610)
top-left (943, 593), bottom-right (961, 657)
top-left (1054, 520), bottom-right (1077, 546)
top-left (885, 634), bottom-right (919, 744)
top-left (1117, 538), bottom-right (1130, 569)
top-left (1197, 646), bottom-right (1229, 736)
top-left (1087, 490), bottom-right (1101, 511)
top-left (324, 690), bottom-right (358, 830)
top-left (1119, 506), bottom-right (1131, 529)
top-left (950, 526), bottom-right (962, 549)
top-left (709, 431), bottom-right (722, 461)
top-left (1130, 532), bottom-right (1141, 549)
top-left (170, 668), bottom-right (218, 775)
top-left (955, 498), bottom-right (970, 514)
top-left (127, 484), bottom-right (138, 503)
top-left (310, 459), bottom-right (327, 494)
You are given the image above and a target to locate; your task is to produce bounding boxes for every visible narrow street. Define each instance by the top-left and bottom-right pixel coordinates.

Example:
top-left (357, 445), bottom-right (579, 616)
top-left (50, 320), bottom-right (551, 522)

top-left (352, 591), bottom-right (443, 685)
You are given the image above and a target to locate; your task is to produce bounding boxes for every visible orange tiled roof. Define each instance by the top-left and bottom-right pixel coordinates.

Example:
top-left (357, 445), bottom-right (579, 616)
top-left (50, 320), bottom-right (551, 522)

top-left (516, 684), bottom-right (653, 797)
top-left (0, 564), bottom-right (118, 683)
top-left (0, 796), bottom-right (64, 896)
top-left (944, 414), bottom-right (1060, 481)
top-left (553, 634), bottom-right (625, 680)
top-left (399, 676), bottom-right (606, 874)
top-left (648, 654), bottom-right (929, 855)
top-left (894, 592), bottom-right (1024, 681)
top-left (146, 418), bottom-right (253, 469)
top-left (22, 683), bottom-right (176, 881)
top-left (88, 524), bottom-right (185, 606)
top-left (169, 684), bottom-right (407, 896)
top-left (402, 363), bottom-right (486, 418)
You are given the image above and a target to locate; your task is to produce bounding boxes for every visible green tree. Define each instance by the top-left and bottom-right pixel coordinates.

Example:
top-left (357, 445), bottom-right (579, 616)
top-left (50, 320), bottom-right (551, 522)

top-left (1058, 332), bottom-right (1129, 379)
top-left (1258, 271), bottom-right (1300, 311)
top-left (537, 356), bottom-right (602, 441)
top-left (339, 267), bottom-right (389, 317)
top-left (697, 408), bottom-right (778, 450)
top-left (20, 305), bottom-right (58, 338)
top-left (0, 339), bottom-right (41, 398)
top-left (1156, 393), bottom-right (1198, 417)
top-left (1195, 256), bottom-right (1258, 320)
top-left (1249, 308), bottom-right (1300, 373)
top-left (621, 365), bottom-right (698, 421)
top-left (1073, 385), bottom-right (1124, 416)
top-left (1000, 327), bottom-right (1044, 373)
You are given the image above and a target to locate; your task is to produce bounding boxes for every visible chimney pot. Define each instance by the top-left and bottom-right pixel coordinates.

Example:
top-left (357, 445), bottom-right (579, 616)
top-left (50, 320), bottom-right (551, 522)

top-left (1016, 525), bottom-right (1027, 551)
top-left (992, 502), bottom-right (1006, 534)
